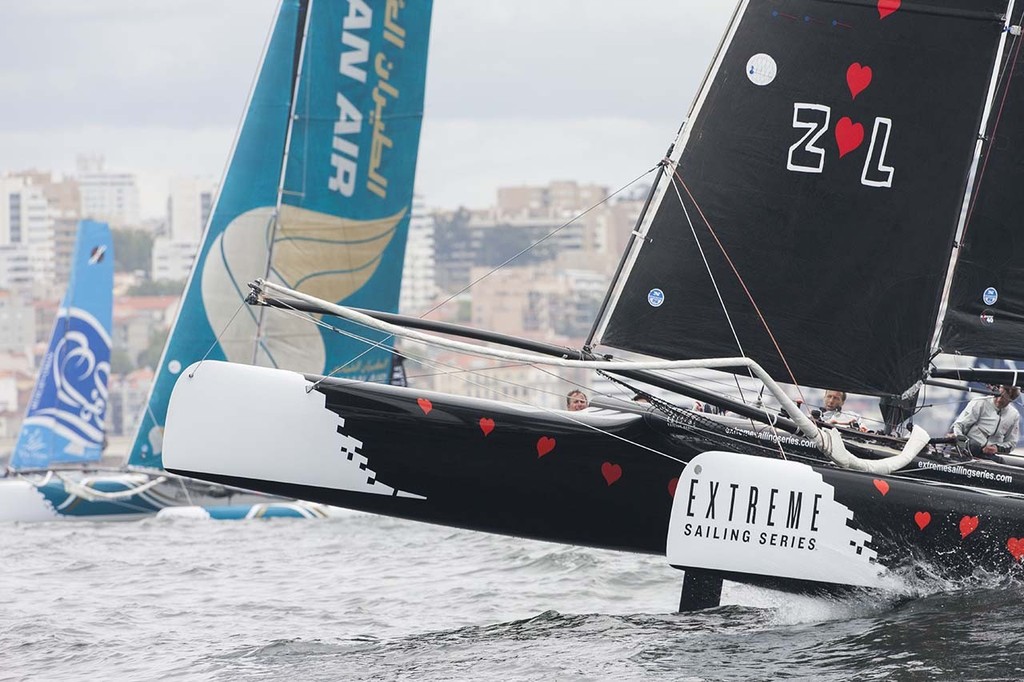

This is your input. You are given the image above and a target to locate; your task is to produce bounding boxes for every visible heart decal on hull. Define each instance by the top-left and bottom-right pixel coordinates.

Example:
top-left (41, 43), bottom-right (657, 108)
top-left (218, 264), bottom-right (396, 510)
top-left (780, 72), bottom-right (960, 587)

top-left (479, 417), bottom-right (494, 436)
top-left (602, 462), bottom-right (622, 486)
top-left (959, 515), bottom-right (979, 539)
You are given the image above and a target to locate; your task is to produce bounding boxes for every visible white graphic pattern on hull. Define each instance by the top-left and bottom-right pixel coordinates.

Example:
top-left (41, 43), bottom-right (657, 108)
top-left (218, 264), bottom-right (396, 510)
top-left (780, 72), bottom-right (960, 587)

top-left (163, 361), bottom-right (424, 500)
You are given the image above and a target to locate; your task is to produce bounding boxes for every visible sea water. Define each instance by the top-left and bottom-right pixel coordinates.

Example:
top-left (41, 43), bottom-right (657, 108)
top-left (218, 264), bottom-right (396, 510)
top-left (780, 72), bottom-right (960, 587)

top-left (2, 512), bottom-right (1024, 681)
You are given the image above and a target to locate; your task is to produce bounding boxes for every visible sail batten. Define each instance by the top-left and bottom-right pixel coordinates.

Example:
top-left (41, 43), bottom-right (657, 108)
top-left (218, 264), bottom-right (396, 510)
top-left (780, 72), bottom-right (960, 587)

top-left (594, 0), bottom-right (1011, 396)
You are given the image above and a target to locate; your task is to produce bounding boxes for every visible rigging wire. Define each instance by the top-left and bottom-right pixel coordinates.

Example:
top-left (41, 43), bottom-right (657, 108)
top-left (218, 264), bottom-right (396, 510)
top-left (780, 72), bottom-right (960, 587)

top-left (257, 299), bottom-right (596, 407)
top-left (673, 167), bottom-right (806, 404)
top-left (252, 278), bottom-right (827, 454)
top-left (424, 166), bottom-right (660, 319)
top-left (261, 300), bottom-right (689, 464)
top-left (254, 295), bottom-right (855, 464)
top-left (189, 299), bottom-right (248, 378)
top-left (666, 165), bottom-right (792, 457)
top-left (303, 167), bottom-right (658, 390)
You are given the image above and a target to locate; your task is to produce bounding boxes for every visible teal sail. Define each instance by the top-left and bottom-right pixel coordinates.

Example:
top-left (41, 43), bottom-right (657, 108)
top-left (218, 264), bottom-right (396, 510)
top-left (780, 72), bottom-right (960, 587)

top-left (128, 0), bottom-right (433, 469)
top-left (10, 220), bottom-right (113, 470)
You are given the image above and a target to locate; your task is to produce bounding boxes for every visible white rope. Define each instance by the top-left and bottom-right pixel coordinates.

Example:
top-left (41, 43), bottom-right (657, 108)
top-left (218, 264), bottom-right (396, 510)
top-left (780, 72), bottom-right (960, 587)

top-left (53, 472), bottom-right (168, 502)
top-left (821, 425), bottom-right (931, 474)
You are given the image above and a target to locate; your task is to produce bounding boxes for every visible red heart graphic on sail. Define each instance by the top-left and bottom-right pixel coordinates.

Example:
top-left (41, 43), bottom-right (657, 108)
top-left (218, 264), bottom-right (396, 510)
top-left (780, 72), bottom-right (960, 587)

top-left (914, 511), bottom-right (931, 530)
top-left (668, 477), bottom-right (679, 498)
top-left (536, 436), bottom-right (556, 458)
top-left (601, 462), bottom-right (622, 486)
top-left (959, 515), bottom-right (979, 539)
top-left (846, 63), bottom-right (872, 100)
top-left (1008, 537), bottom-right (1024, 561)
top-left (873, 479), bottom-right (889, 496)
top-left (878, 0), bottom-right (901, 19)
top-left (835, 117), bottom-right (864, 158)
top-left (417, 398), bottom-right (432, 415)
top-left (479, 417), bottom-right (494, 436)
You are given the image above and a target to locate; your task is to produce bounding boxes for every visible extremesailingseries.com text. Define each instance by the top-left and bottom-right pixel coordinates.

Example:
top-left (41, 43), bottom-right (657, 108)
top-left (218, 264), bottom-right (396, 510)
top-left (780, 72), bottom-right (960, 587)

top-left (916, 460), bottom-right (1013, 484)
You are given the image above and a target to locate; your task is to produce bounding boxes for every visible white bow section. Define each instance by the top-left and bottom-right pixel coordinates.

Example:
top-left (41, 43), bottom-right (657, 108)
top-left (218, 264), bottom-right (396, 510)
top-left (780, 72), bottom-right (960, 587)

top-left (163, 361), bottom-right (423, 499)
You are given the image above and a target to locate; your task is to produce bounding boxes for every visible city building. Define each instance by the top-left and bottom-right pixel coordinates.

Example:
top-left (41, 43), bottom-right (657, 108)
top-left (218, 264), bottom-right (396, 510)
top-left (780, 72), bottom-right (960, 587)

top-left (108, 367), bottom-right (155, 438)
top-left (412, 349), bottom-right (588, 410)
top-left (112, 295), bottom-right (179, 369)
top-left (434, 181), bottom-right (633, 296)
top-left (167, 175), bottom-right (216, 243)
top-left (0, 174), bottom-right (56, 291)
top-left (149, 175), bottom-right (215, 283)
top-left (151, 238), bottom-right (199, 282)
top-left (399, 194), bottom-right (437, 316)
top-left (0, 247), bottom-right (34, 292)
top-left (0, 291), bottom-right (35, 356)
top-left (76, 154), bottom-right (141, 227)
top-left (0, 352), bottom-right (37, 440)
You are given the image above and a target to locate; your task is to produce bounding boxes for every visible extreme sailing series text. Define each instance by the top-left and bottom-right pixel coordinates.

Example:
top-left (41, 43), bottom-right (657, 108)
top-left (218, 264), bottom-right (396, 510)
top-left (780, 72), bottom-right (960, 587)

top-left (682, 479), bottom-right (823, 551)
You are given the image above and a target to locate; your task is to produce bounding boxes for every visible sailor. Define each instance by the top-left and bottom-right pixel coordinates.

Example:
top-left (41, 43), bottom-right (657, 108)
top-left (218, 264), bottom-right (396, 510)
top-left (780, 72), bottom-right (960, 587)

top-left (566, 389), bottom-right (589, 411)
top-left (816, 390), bottom-right (861, 429)
top-left (949, 385), bottom-right (1021, 458)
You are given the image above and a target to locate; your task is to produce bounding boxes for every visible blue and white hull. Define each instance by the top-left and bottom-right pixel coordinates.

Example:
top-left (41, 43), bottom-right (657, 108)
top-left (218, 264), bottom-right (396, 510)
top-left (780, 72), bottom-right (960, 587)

top-left (0, 470), bottom-right (332, 522)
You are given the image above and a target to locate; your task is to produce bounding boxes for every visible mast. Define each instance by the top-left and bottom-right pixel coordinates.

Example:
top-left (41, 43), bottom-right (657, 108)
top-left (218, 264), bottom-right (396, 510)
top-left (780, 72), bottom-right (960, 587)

top-left (253, 0), bottom-right (313, 365)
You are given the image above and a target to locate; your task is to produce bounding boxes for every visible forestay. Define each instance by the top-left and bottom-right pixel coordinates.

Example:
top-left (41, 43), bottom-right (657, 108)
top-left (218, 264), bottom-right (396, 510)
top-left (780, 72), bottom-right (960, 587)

top-left (592, 0), bottom-right (1012, 396)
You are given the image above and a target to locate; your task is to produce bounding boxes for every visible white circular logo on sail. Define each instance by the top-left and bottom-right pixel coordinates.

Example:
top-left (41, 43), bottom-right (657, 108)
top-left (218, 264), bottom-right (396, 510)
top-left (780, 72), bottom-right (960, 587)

top-left (648, 288), bottom-right (665, 307)
top-left (168, 360), bottom-right (182, 374)
top-left (746, 54), bottom-right (777, 86)
top-left (983, 287), bottom-right (998, 305)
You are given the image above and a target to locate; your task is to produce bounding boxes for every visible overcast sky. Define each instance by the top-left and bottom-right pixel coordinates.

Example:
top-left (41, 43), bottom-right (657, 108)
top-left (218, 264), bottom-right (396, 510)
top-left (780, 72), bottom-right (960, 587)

top-left (0, 1), bottom-right (735, 217)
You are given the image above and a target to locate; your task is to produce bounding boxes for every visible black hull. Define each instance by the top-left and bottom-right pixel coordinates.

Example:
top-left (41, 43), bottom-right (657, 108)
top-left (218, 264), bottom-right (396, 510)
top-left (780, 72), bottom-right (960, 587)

top-left (165, 364), bottom-right (1024, 594)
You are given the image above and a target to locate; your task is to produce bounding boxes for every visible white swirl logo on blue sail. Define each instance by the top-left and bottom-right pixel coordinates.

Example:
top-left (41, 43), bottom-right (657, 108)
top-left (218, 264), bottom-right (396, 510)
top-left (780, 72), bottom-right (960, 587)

top-left (24, 307), bottom-right (111, 451)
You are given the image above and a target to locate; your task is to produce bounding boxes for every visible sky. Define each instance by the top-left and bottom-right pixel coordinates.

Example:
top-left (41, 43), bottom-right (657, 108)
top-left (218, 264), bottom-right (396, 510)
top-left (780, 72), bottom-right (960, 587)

top-left (0, 0), bottom-right (736, 218)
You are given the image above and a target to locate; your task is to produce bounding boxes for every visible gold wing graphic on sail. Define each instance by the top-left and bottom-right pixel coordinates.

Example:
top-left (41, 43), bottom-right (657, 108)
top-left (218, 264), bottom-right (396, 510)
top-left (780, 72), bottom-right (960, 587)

top-left (272, 204), bottom-right (407, 302)
top-left (200, 205), bottom-right (407, 374)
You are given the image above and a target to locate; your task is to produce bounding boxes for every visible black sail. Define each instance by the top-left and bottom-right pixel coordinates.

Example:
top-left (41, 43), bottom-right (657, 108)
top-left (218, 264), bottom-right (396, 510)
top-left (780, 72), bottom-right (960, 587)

top-left (940, 7), bottom-right (1024, 361)
top-left (593, 0), bottom-right (1010, 395)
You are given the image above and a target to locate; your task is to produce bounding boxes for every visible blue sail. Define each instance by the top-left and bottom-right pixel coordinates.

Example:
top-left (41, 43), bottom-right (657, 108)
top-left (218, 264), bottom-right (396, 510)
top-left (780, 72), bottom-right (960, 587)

top-left (10, 220), bottom-right (113, 470)
top-left (128, 0), bottom-right (432, 470)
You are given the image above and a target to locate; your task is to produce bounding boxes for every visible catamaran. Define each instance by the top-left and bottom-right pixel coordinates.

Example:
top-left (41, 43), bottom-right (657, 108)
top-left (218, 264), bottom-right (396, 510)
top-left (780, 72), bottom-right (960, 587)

top-left (1, 0), bottom-right (432, 520)
top-left (164, 0), bottom-right (1024, 607)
